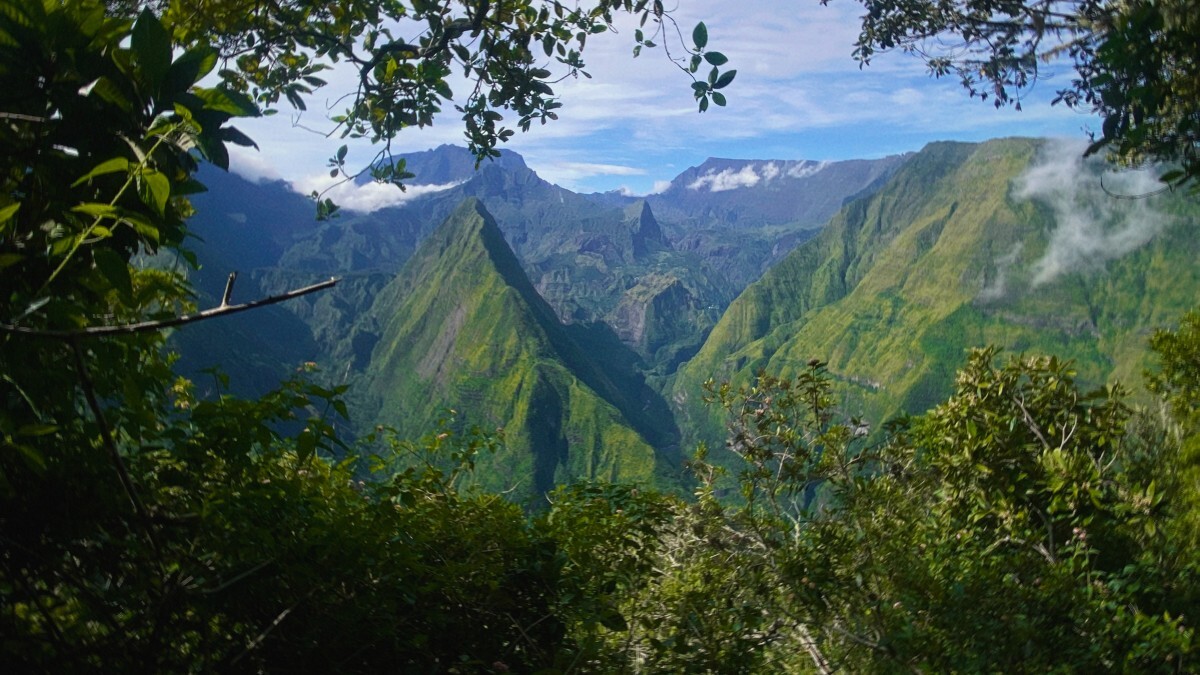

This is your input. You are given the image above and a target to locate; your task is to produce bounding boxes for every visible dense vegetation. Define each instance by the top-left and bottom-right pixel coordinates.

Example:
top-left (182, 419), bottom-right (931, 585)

top-left (2, 0), bottom-right (1198, 671)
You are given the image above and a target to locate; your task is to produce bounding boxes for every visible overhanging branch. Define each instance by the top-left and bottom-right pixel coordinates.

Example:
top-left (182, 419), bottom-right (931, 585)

top-left (1, 276), bottom-right (339, 340)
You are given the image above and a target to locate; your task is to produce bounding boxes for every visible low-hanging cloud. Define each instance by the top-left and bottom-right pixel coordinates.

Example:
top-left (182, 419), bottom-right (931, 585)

top-left (292, 174), bottom-right (463, 213)
top-left (787, 160), bottom-right (829, 179)
top-left (688, 165), bottom-right (763, 192)
top-left (977, 241), bottom-right (1024, 302)
top-left (1015, 139), bottom-right (1173, 286)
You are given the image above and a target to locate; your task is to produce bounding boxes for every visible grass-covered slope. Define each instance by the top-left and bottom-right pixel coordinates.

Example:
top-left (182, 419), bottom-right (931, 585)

top-left (363, 199), bottom-right (681, 501)
top-left (673, 138), bottom-right (1200, 451)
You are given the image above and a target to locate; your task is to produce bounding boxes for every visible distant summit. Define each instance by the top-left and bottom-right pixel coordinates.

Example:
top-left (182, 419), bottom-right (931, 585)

top-left (648, 154), bottom-right (912, 230)
top-left (359, 144), bottom-right (528, 186)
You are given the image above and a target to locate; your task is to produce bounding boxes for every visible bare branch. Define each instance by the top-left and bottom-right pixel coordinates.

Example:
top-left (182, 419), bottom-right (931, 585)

top-left (2, 277), bottom-right (339, 340)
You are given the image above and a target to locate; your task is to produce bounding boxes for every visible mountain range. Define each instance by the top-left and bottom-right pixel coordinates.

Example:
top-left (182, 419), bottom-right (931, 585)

top-left (176, 139), bottom-right (1199, 501)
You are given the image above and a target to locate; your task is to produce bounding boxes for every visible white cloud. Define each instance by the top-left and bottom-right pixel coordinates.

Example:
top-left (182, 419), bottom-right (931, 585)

top-left (520, 158), bottom-right (647, 190)
top-left (787, 160), bottom-right (830, 179)
top-left (688, 165), bottom-right (763, 191)
top-left (615, 179), bottom-right (674, 197)
top-left (291, 175), bottom-right (462, 213)
top-left (1015, 139), bottom-right (1172, 286)
top-left (977, 242), bottom-right (1024, 302)
top-left (228, 145), bottom-right (282, 183)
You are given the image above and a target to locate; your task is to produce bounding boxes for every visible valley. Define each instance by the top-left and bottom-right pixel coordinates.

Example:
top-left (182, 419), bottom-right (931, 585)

top-left (178, 138), bottom-right (1199, 501)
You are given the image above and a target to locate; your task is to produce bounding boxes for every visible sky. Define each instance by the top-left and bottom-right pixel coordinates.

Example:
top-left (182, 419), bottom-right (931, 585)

top-left (226, 0), bottom-right (1102, 203)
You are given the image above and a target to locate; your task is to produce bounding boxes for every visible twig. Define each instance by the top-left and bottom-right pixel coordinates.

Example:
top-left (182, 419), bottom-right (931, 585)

top-left (69, 336), bottom-right (161, 559)
top-left (201, 559), bottom-right (275, 595)
top-left (1012, 395), bottom-right (1052, 450)
top-left (0, 112), bottom-right (48, 123)
top-left (2, 277), bottom-right (339, 339)
top-left (220, 271), bottom-right (237, 307)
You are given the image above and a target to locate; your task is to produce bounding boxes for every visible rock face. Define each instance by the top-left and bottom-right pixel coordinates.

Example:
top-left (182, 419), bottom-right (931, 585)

top-left (612, 274), bottom-right (720, 370)
top-left (629, 201), bottom-right (669, 259)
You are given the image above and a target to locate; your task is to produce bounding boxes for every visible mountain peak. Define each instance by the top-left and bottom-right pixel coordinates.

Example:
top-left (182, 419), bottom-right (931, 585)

top-left (368, 145), bottom-right (528, 185)
top-left (627, 200), bottom-right (669, 258)
top-left (364, 197), bottom-right (671, 501)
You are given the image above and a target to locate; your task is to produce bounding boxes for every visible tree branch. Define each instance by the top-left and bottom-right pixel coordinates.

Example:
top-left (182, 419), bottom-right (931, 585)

top-left (1, 277), bottom-right (338, 339)
top-left (69, 336), bottom-right (161, 559)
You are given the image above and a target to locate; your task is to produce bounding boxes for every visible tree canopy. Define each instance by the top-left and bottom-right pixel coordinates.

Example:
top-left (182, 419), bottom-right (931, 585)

top-left (847, 0), bottom-right (1200, 191)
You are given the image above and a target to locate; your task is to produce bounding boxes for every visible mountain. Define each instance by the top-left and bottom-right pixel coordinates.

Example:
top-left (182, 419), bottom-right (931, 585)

top-left (588, 154), bottom-right (913, 289)
top-left (359, 199), bottom-right (682, 502)
top-left (178, 145), bottom-right (915, 380)
top-left (671, 138), bottom-right (1200, 458)
top-left (357, 143), bottom-right (528, 185)
top-left (649, 155), bottom-right (912, 230)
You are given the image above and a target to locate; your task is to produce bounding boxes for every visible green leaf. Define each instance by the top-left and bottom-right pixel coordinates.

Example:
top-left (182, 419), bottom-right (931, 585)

top-left (131, 9), bottom-right (171, 89)
top-left (692, 22), bottom-right (708, 50)
top-left (72, 158), bottom-right (130, 187)
top-left (713, 69), bottom-right (737, 90)
top-left (193, 87), bottom-right (260, 117)
top-left (220, 126), bottom-right (259, 149)
top-left (119, 211), bottom-right (160, 242)
top-left (164, 46), bottom-right (218, 96)
top-left (87, 76), bottom-right (132, 111)
top-left (704, 51), bottom-right (728, 66)
top-left (17, 423), bottom-right (57, 437)
top-left (71, 203), bottom-right (118, 218)
top-left (138, 169), bottom-right (170, 215)
top-left (0, 202), bottom-right (18, 225)
top-left (712, 91), bottom-right (727, 106)
top-left (93, 248), bottom-right (133, 299)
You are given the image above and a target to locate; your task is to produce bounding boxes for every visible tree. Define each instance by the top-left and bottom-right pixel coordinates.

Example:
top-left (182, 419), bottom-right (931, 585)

top-left (845, 0), bottom-right (1200, 191)
top-left (0, 1), bottom-right (716, 668)
top-left (670, 352), bottom-right (1198, 671)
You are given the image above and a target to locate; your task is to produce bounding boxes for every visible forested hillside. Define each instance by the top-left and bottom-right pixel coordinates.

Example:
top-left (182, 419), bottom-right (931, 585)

top-left (360, 199), bottom-right (680, 500)
top-left (673, 138), bottom-right (1200, 462)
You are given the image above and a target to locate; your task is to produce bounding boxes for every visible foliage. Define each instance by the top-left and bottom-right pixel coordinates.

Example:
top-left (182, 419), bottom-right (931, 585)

top-left (663, 348), bottom-right (1198, 671)
top-left (0, 1), bottom-right (665, 669)
top-left (845, 0), bottom-right (1200, 190)
top-left (1146, 308), bottom-right (1200, 545)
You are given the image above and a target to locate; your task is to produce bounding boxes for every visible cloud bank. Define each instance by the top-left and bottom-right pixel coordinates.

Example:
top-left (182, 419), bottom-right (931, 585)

top-left (292, 174), bottom-right (463, 213)
top-left (686, 159), bottom-right (832, 192)
top-left (688, 165), bottom-right (763, 192)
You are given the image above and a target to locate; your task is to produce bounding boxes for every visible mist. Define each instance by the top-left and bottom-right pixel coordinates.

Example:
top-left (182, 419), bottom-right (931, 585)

top-left (1015, 139), bottom-right (1172, 286)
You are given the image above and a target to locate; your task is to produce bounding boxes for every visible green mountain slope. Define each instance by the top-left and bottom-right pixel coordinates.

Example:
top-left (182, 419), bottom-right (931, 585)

top-left (673, 138), bottom-right (1200, 453)
top-left (362, 199), bottom-right (681, 502)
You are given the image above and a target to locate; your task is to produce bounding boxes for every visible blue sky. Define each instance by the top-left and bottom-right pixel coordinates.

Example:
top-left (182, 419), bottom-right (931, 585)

top-left (227, 0), bottom-right (1100, 204)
